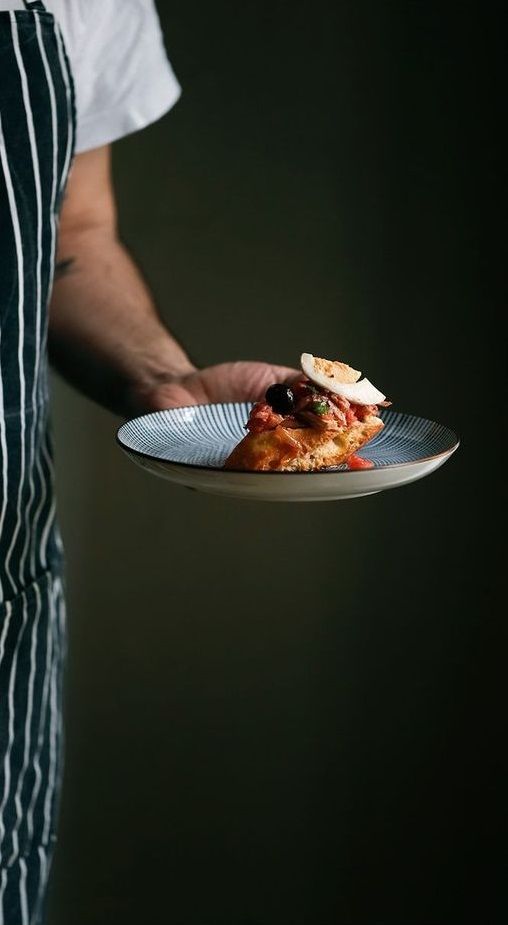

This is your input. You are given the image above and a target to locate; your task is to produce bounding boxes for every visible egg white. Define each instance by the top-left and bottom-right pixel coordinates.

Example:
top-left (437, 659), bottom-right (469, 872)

top-left (300, 353), bottom-right (386, 406)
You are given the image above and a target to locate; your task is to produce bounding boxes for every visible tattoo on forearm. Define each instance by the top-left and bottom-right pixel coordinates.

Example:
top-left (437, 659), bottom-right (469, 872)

top-left (54, 257), bottom-right (76, 279)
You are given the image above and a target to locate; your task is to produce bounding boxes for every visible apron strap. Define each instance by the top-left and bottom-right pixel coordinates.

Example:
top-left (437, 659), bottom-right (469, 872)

top-left (22, 1), bottom-right (47, 10)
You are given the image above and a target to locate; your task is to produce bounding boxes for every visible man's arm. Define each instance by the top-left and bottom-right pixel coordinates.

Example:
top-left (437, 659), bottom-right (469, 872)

top-left (49, 146), bottom-right (195, 417)
top-left (50, 146), bottom-right (295, 418)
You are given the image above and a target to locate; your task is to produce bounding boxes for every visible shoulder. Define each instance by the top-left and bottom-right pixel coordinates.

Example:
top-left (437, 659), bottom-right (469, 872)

top-left (45, 1), bottom-right (181, 153)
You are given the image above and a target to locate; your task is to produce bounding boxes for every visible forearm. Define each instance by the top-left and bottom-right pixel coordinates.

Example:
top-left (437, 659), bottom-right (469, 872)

top-left (48, 146), bottom-right (294, 419)
top-left (49, 227), bottom-right (196, 417)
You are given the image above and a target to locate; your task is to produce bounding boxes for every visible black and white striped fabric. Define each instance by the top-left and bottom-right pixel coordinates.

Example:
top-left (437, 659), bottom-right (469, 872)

top-left (0, 2), bottom-right (74, 922)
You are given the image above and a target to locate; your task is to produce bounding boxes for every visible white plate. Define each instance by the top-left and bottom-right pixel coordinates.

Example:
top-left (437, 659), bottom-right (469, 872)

top-left (116, 404), bottom-right (459, 502)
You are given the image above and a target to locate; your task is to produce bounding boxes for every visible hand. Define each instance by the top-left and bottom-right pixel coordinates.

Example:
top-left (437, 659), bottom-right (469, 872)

top-left (130, 361), bottom-right (299, 414)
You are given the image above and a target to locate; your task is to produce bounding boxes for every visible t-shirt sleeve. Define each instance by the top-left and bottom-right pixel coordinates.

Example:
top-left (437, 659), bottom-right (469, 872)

top-left (72, 0), bottom-right (181, 153)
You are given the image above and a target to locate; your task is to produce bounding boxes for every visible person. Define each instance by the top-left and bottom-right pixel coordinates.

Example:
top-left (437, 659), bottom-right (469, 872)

top-left (0, 2), bottom-right (294, 922)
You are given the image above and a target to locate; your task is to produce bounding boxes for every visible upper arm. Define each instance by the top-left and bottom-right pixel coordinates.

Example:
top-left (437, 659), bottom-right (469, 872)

top-left (58, 145), bottom-right (116, 242)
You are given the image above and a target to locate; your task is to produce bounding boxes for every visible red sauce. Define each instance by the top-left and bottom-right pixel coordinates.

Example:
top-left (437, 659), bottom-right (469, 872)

top-left (347, 454), bottom-right (374, 470)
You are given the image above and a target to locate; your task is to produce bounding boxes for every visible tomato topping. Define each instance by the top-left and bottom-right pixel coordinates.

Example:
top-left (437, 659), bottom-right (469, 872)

top-left (245, 381), bottom-right (381, 434)
top-left (246, 402), bottom-right (284, 433)
top-left (347, 454), bottom-right (374, 470)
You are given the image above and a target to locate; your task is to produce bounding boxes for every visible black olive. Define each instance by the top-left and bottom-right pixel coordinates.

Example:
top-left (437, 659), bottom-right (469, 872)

top-left (265, 383), bottom-right (295, 414)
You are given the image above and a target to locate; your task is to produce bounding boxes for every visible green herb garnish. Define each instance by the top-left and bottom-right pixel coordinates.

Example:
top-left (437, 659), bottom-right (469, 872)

top-left (311, 400), bottom-right (329, 415)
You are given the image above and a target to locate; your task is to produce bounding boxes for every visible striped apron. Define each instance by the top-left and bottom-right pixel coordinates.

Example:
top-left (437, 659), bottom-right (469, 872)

top-left (0, 1), bottom-right (74, 922)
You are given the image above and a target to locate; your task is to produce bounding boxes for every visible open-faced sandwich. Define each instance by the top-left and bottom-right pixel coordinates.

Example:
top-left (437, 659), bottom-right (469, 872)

top-left (224, 353), bottom-right (390, 472)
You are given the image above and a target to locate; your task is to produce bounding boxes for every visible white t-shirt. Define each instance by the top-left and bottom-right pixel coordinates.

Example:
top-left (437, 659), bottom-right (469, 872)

top-left (0, 0), bottom-right (181, 152)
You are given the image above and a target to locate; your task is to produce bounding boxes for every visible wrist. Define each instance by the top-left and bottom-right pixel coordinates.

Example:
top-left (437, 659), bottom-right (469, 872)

top-left (125, 361), bottom-right (198, 417)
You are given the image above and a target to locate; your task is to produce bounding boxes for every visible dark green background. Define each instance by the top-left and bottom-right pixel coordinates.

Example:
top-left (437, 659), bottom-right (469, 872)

top-left (48, 2), bottom-right (503, 923)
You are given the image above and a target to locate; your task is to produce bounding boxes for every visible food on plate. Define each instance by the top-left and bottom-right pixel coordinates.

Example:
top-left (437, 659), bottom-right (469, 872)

top-left (223, 353), bottom-right (390, 472)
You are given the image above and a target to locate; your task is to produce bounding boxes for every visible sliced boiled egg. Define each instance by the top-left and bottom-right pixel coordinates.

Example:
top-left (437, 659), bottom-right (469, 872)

top-left (300, 353), bottom-right (386, 405)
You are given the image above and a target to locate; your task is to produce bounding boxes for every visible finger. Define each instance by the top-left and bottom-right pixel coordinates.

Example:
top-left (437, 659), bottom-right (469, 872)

top-left (233, 365), bottom-right (297, 401)
top-left (272, 365), bottom-right (301, 384)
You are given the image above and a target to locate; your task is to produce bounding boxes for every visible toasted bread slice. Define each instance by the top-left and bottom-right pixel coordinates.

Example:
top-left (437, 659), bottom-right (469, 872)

top-left (224, 414), bottom-right (383, 472)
